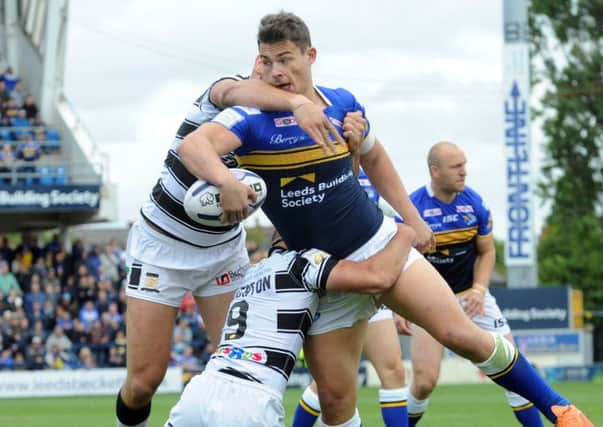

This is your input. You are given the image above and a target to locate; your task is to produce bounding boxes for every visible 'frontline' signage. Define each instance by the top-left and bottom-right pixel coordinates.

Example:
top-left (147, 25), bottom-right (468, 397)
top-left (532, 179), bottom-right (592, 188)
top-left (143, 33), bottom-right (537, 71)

top-left (503, 0), bottom-right (535, 267)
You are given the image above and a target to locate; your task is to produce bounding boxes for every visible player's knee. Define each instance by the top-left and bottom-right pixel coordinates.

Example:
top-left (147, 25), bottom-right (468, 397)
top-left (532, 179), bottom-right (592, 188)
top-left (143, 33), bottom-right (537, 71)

top-left (317, 385), bottom-right (356, 418)
top-left (377, 361), bottom-right (405, 388)
top-left (412, 368), bottom-right (437, 398)
top-left (124, 374), bottom-right (162, 401)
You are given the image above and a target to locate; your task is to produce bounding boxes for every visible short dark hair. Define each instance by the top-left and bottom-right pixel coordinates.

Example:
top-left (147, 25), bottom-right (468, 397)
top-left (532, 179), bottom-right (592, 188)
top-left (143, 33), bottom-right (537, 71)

top-left (257, 11), bottom-right (312, 51)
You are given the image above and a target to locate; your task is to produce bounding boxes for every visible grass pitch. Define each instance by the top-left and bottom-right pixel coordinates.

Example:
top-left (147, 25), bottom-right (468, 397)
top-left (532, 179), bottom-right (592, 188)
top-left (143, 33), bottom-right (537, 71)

top-left (0, 382), bottom-right (601, 426)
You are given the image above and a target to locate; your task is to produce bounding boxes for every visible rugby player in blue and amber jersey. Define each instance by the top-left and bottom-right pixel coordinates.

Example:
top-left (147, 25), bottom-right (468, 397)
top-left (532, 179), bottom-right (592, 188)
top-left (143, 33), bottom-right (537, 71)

top-left (406, 142), bottom-right (544, 426)
top-left (178, 11), bottom-right (592, 427)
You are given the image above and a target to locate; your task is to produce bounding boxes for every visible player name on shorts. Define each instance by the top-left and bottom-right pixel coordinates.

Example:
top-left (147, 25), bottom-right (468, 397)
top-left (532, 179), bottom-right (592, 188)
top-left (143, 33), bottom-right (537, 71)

top-left (280, 171), bottom-right (353, 208)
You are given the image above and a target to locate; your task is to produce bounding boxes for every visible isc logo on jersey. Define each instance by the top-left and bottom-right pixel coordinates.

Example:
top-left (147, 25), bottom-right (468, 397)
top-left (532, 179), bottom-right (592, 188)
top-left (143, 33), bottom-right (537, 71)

top-left (183, 168), bottom-right (268, 227)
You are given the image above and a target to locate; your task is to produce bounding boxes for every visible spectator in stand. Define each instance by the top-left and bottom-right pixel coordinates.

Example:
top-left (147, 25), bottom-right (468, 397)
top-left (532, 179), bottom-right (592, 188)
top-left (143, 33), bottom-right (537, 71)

top-left (24, 278), bottom-right (46, 316)
top-left (15, 234), bottom-right (43, 272)
top-left (95, 288), bottom-right (111, 314)
top-left (99, 245), bottom-right (120, 282)
top-left (1, 66), bottom-right (20, 92)
top-left (23, 95), bottom-right (39, 120)
top-left (108, 345), bottom-right (126, 367)
top-left (68, 318), bottom-right (89, 351)
top-left (77, 346), bottom-right (96, 369)
top-left (28, 301), bottom-right (45, 325)
top-left (106, 302), bottom-right (123, 326)
top-left (88, 319), bottom-right (111, 365)
top-left (25, 335), bottom-right (46, 370)
top-left (6, 288), bottom-right (23, 313)
top-left (78, 300), bottom-right (99, 330)
top-left (45, 343), bottom-right (74, 370)
top-left (112, 329), bottom-right (127, 361)
top-left (0, 348), bottom-right (15, 370)
top-left (12, 109), bottom-right (31, 128)
top-left (0, 260), bottom-right (21, 295)
top-left (30, 319), bottom-right (47, 343)
top-left (55, 306), bottom-right (74, 332)
top-left (2, 98), bottom-right (19, 123)
top-left (9, 81), bottom-right (27, 107)
top-left (0, 143), bottom-right (16, 184)
top-left (16, 136), bottom-right (41, 183)
top-left (0, 81), bottom-right (10, 107)
top-left (13, 351), bottom-right (26, 370)
top-left (0, 236), bottom-right (14, 264)
top-left (173, 318), bottom-right (193, 347)
top-left (45, 325), bottom-right (72, 355)
top-left (173, 345), bottom-right (200, 370)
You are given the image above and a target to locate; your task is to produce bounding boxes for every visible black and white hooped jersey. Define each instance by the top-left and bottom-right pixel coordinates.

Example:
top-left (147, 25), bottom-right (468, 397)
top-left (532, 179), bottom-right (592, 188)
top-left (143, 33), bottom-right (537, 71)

top-left (140, 75), bottom-right (247, 248)
top-left (206, 247), bottom-right (338, 394)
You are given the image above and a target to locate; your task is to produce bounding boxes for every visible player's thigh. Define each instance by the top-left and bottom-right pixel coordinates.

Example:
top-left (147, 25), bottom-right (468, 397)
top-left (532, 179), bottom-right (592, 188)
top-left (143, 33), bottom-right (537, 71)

top-left (379, 258), bottom-right (492, 361)
top-left (410, 324), bottom-right (444, 383)
top-left (125, 296), bottom-right (179, 378)
top-left (194, 291), bottom-right (235, 345)
top-left (363, 315), bottom-right (405, 388)
top-left (304, 319), bottom-right (368, 395)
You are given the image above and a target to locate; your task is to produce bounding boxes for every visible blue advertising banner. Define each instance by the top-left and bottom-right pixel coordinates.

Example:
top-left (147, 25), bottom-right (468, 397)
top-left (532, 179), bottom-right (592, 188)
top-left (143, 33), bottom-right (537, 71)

top-left (490, 287), bottom-right (570, 330)
top-left (514, 332), bottom-right (580, 354)
top-left (542, 364), bottom-right (603, 382)
top-left (0, 185), bottom-right (101, 211)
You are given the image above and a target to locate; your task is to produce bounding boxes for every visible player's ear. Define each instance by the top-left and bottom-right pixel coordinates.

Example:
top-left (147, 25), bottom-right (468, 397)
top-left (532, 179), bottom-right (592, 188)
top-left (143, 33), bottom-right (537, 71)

top-left (306, 47), bottom-right (317, 65)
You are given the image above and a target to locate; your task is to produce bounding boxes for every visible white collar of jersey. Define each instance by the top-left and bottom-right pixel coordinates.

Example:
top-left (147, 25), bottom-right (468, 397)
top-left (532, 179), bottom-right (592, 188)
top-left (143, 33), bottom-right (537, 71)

top-left (314, 86), bottom-right (333, 106)
top-left (427, 183), bottom-right (435, 198)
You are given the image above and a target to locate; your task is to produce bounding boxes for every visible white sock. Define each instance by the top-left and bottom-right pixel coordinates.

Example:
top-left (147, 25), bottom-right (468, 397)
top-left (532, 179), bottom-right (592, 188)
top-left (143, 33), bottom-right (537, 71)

top-left (379, 386), bottom-right (408, 403)
top-left (301, 385), bottom-right (321, 412)
top-left (317, 408), bottom-right (361, 427)
top-left (407, 389), bottom-right (430, 415)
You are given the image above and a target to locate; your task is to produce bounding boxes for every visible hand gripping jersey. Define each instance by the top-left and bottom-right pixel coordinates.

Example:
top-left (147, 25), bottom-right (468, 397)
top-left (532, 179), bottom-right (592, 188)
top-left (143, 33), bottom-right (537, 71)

top-left (213, 86), bottom-right (383, 257)
top-left (206, 247), bottom-right (338, 395)
top-left (140, 75), bottom-right (246, 248)
top-left (410, 185), bottom-right (493, 293)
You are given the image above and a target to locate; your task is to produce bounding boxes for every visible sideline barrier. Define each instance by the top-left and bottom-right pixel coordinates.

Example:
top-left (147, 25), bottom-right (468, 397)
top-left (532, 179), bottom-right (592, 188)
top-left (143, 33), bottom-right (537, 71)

top-left (0, 367), bottom-right (182, 398)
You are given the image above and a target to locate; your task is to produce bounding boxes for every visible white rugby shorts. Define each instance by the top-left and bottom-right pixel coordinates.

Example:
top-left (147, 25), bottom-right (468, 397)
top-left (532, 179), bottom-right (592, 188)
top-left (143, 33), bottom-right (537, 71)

top-left (125, 219), bottom-right (249, 307)
top-left (308, 216), bottom-right (423, 335)
top-left (458, 289), bottom-right (511, 335)
top-left (165, 370), bottom-right (285, 427)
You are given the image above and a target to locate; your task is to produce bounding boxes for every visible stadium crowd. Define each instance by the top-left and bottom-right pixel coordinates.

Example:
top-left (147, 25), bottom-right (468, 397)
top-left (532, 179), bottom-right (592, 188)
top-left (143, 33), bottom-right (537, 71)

top-left (0, 231), bottom-right (225, 372)
top-left (0, 65), bottom-right (63, 185)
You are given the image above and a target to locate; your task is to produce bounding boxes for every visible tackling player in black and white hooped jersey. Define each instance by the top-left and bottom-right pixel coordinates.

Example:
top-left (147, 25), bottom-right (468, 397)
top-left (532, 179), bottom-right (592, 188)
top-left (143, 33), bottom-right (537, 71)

top-left (165, 224), bottom-right (416, 427)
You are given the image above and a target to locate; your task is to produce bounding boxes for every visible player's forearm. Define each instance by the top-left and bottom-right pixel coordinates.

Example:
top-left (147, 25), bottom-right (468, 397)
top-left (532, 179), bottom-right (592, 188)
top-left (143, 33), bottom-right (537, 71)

top-left (216, 79), bottom-right (310, 111)
top-left (361, 142), bottom-right (421, 222)
top-left (178, 130), bottom-right (236, 188)
top-left (473, 248), bottom-right (495, 289)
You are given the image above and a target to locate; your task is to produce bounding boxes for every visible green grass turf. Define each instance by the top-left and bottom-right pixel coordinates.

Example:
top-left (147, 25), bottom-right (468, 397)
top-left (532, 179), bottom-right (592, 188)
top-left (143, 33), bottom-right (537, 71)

top-left (0, 382), bottom-right (601, 426)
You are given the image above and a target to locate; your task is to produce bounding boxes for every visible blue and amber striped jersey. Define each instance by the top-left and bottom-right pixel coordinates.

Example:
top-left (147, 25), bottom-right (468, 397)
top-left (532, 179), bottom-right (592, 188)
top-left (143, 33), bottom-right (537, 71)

top-left (410, 185), bottom-right (492, 293)
top-left (212, 86), bottom-right (383, 258)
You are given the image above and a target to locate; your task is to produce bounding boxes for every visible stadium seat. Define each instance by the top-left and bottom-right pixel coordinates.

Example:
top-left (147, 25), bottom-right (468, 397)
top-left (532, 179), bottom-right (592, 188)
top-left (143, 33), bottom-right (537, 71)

top-left (54, 166), bottom-right (68, 184)
top-left (38, 166), bottom-right (54, 185)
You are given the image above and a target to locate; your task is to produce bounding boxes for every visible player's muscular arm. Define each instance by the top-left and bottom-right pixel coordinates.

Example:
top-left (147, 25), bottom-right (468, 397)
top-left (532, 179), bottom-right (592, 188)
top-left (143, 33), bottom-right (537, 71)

top-left (361, 141), bottom-right (436, 253)
top-left (210, 78), bottom-right (343, 154)
top-left (326, 224), bottom-right (416, 294)
top-left (179, 123), bottom-right (255, 224)
top-left (464, 234), bottom-right (496, 317)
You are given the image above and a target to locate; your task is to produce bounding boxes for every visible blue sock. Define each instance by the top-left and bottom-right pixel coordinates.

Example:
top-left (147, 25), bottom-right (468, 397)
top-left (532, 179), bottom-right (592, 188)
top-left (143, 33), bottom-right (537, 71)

top-left (512, 403), bottom-right (544, 426)
top-left (486, 349), bottom-right (569, 423)
top-left (292, 386), bottom-right (320, 427)
top-left (408, 415), bottom-right (421, 427)
top-left (379, 388), bottom-right (408, 427)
